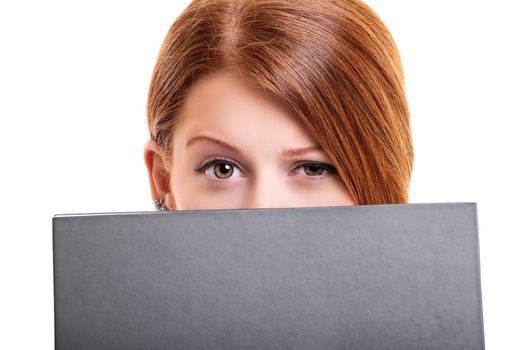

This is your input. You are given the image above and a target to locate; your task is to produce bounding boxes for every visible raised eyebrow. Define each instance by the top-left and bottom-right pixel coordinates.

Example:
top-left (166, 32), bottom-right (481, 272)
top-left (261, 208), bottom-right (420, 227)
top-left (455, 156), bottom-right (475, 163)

top-left (186, 135), bottom-right (323, 158)
top-left (186, 135), bottom-right (242, 154)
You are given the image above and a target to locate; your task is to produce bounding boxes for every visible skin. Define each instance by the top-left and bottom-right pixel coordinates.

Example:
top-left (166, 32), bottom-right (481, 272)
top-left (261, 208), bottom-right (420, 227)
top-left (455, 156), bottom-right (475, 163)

top-left (144, 71), bottom-right (355, 210)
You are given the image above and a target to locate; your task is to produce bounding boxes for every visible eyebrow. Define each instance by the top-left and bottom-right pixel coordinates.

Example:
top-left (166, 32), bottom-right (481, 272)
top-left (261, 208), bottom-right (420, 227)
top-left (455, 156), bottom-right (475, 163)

top-left (186, 135), bottom-right (323, 158)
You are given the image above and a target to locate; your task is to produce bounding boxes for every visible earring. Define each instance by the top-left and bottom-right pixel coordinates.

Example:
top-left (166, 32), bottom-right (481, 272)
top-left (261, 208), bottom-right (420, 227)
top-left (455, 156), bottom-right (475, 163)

top-left (153, 198), bottom-right (169, 212)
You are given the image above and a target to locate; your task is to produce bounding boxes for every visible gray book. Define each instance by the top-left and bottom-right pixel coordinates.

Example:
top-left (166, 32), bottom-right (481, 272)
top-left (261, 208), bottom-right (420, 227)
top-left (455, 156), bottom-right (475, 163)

top-left (53, 202), bottom-right (485, 350)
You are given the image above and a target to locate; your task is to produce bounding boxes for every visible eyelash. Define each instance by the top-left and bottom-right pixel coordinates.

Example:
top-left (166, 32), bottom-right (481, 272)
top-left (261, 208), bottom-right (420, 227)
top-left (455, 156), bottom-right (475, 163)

top-left (194, 156), bottom-right (337, 181)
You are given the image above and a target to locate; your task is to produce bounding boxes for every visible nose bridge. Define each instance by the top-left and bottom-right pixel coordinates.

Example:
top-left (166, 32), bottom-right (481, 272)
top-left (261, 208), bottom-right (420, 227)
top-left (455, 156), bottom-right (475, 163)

top-left (244, 167), bottom-right (286, 209)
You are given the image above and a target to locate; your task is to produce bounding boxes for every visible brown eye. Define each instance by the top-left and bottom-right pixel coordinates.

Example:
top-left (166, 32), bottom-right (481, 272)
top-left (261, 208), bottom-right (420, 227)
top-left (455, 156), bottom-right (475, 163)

top-left (295, 163), bottom-right (337, 179)
top-left (196, 158), bottom-right (244, 180)
top-left (303, 164), bottom-right (326, 176)
top-left (213, 163), bottom-right (234, 179)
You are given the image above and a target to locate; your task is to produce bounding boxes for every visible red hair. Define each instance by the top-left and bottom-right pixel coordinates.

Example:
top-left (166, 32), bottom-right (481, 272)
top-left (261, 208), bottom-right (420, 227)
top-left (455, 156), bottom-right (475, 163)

top-left (147, 0), bottom-right (414, 204)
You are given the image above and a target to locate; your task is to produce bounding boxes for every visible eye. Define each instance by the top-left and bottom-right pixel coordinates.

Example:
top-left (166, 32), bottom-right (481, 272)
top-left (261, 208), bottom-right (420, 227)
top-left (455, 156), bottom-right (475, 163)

top-left (294, 162), bottom-right (337, 178)
top-left (195, 157), bottom-right (244, 180)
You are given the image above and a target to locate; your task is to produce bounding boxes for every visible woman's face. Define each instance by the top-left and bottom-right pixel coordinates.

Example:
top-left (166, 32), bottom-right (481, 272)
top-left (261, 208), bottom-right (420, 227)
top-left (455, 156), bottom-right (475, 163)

top-left (144, 71), bottom-right (355, 210)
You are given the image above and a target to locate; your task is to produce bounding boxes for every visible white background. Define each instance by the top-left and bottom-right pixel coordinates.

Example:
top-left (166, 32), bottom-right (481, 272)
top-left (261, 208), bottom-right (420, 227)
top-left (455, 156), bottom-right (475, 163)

top-left (1, 0), bottom-right (523, 348)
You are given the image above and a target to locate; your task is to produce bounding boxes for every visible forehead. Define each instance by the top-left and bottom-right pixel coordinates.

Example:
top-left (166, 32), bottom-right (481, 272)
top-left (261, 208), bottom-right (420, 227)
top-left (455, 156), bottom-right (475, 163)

top-left (177, 71), bottom-right (315, 146)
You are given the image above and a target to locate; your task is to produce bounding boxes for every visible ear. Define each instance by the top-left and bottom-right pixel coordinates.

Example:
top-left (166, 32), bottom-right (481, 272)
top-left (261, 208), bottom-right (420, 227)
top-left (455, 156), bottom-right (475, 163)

top-left (143, 139), bottom-right (177, 210)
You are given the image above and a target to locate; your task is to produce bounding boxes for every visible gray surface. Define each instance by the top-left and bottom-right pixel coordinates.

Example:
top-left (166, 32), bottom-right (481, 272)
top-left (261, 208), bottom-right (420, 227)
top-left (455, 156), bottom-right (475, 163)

top-left (52, 202), bottom-right (484, 350)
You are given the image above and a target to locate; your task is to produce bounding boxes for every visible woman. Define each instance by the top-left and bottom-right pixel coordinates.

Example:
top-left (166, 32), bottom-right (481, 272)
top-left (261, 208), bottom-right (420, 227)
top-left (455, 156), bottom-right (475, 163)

top-left (144, 0), bottom-right (413, 211)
